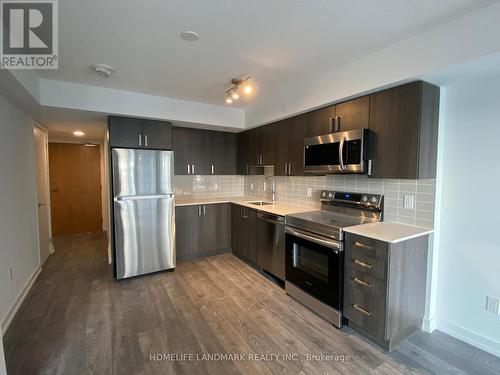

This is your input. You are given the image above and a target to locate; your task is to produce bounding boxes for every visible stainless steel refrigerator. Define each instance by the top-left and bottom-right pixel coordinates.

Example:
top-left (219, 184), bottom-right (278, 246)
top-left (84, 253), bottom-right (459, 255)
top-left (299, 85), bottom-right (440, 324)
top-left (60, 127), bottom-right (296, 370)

top-left (111, 148), bottom-right (175, 279)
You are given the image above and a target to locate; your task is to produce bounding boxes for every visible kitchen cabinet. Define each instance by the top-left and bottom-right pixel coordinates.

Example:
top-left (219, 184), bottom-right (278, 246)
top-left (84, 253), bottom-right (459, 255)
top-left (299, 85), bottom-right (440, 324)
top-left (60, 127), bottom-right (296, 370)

top-left (209, 131), bottom-right (237, 175)
top-left (173, 127), bottom-right (236, 175)
top-left (286, 114), bottom-right (308, 175)
top-left (343, 232), bottom-right (429, 351)
top-left (231, 204), bottom-right (257, 265)
top-left (335, 96), bottom-right (369, 132)
top-left (368, 81), bottom-right (439, 179)
top-left (306, 104), bottom-right (336, 137)
top-left (109, 116), bottom-right (172, 149)
top-left (176, 203), bottom-right (231, 261)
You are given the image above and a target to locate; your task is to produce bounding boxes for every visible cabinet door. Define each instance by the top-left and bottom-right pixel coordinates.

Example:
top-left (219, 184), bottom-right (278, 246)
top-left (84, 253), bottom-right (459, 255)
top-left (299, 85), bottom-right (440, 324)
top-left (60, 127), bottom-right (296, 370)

top-left (306, 105), bottom-right (336, 138)
top-left (209, 132), bottom-right (237, 175)
top-left (172, 127), bottom-right (191, 175)
top-left (202, 204), bottom-right (231, 253)
top-left (335, 96), bottom-right (369, 131)
top-left (245, 208), bottom-right (258, 264)
top-left (189, 129), bottom-right (211, 175)
top-left (272, 120), bottom-right (289, 176)
top-left (369, 82), bottom-right (421, 179)
top-left (237, 131), bottom-right (251, 174)
top-left (231, 204), bottom-right (244, 257)
top-left (287, 114), bottom-right (308, 175)
top-left (141, 120), bottom-right (172, 150)
top-left (175, 205), bottom-right (201, 261)
top-left (108, 116), bottom-right (142, 148)
top-left (248, 127), bottom-right (263, 165)
top-left (261, 124), bottom-right (276, 166)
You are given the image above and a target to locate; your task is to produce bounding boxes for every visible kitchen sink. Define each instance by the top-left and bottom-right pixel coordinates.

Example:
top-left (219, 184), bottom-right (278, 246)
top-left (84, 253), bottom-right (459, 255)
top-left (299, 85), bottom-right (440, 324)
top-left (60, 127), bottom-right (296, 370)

top-left (248, 201), bottom-right (274, 206)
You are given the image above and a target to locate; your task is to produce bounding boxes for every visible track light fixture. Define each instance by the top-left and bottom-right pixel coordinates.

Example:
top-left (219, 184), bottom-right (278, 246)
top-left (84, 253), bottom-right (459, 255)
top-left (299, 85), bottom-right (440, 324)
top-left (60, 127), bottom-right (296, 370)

top-left (224, 76), bottom-right (252, 104)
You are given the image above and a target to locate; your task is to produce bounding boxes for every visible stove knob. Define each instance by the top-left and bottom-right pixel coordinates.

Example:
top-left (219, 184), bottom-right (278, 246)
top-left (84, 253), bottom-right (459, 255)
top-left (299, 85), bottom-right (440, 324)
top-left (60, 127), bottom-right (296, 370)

top-left (371, 196), bottom-right (378, 203)
top-left (321, 192), bottom-right (327, 198)
top-left (362, 195), bottom-right (368, 202)
top-left (328, 192), bottom-right (334, 198)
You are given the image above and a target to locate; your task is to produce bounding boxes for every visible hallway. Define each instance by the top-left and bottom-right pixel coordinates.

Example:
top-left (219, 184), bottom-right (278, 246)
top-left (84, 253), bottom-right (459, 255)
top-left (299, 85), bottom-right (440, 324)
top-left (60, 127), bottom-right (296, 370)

top-left (3, 233), bottom-right (500, 375)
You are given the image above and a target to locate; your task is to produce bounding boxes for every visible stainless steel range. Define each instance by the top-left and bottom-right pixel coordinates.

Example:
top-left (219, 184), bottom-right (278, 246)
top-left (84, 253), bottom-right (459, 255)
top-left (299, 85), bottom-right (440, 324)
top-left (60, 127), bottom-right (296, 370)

top-left (285, 191), bottom-right (383, 327)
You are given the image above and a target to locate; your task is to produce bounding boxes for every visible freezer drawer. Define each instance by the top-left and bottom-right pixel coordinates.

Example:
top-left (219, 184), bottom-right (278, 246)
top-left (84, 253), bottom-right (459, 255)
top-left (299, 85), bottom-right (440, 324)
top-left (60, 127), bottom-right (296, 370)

top-left (114, 195), bottom-right (175, 279)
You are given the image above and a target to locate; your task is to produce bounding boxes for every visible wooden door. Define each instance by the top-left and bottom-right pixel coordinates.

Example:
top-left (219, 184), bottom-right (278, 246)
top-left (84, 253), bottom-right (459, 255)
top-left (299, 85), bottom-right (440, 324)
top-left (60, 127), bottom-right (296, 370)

top-left (306, 105), bottom-right (336, 137)
top-left (172, 127), bottom-right (191, 175)
top-left (189, 129), bottom-right (211, 175)
top-left (175, 205), bottom-right (201, 261)
top-left (49, 143), bottom-right (102, 236)
top-left (141, 120), bottom-right (172, 150)
top-left (201, 204), bottom-right (231, 253)
top-left (288, 114), bottom-right (308, 175)
top-left (108, 116), bottom-right (142, 148)
top-left (209, 132), bottom-right (237, 175)
top-left (335, 96), bottom-right (370, 132)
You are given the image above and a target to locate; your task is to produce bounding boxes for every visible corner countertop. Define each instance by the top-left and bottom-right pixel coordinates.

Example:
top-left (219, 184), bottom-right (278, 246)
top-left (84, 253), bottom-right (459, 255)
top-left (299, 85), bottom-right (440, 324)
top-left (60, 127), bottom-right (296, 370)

top-left (343, 222), bottom-right (433, 244)
top-left (174, 196), bottom-right (316, 217)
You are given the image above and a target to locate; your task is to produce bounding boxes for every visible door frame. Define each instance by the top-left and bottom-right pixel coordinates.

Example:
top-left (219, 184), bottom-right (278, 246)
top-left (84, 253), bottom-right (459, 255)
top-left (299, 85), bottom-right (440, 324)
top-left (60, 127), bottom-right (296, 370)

top-left (32, 122), bottom-right (54, 265)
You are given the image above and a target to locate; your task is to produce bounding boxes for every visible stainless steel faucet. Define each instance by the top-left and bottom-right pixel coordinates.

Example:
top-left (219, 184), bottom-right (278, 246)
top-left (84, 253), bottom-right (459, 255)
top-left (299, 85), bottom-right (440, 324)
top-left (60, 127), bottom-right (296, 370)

top-left (263, 176), bottom-right (276, 203)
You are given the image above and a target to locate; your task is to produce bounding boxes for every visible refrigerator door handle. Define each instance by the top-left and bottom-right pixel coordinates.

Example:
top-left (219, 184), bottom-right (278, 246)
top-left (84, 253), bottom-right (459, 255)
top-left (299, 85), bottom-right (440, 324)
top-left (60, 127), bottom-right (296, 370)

top-left (114, 194), bottom-right (174, 201)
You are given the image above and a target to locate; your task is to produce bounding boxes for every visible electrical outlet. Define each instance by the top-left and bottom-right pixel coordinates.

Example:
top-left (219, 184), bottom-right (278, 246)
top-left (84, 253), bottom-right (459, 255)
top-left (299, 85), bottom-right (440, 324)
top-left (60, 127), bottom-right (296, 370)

top-left (213, 182), bottom-right (218, 190)
top-left (9, 268), bottom-right (13, 281)
top-left (403, 195), bottom-right (415, 209)
top-left (250, 183), bottom-right (254, 191)
top-left (306, 187), bottom-right (313, 197)
top-left (486, 296), bottom-right (499, 315)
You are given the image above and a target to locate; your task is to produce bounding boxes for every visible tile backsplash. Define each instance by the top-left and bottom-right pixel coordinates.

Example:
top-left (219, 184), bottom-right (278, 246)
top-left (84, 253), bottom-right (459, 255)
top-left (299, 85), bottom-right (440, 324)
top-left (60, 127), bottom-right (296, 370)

top-left (174, 175), bottom-right (244, 198)
top-left (244, 175), bottom-right (436, 228)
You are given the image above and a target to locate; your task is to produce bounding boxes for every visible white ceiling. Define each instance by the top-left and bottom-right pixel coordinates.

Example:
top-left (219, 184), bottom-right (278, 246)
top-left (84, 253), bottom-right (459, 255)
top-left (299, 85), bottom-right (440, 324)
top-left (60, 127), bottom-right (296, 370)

top-left (37, 0), bottom-right (496, 109)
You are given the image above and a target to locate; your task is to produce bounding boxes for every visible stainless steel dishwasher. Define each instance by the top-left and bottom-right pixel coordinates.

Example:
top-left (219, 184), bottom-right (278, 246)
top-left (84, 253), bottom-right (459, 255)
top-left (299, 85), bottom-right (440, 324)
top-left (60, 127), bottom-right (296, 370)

top-left (257, 212), bottom-right (285, 281)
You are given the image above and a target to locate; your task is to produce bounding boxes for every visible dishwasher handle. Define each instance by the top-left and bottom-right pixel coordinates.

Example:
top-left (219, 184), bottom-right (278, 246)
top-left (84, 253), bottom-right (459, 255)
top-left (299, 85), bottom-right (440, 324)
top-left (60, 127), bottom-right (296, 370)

top-left (257, 212), bottom-right (284, 225)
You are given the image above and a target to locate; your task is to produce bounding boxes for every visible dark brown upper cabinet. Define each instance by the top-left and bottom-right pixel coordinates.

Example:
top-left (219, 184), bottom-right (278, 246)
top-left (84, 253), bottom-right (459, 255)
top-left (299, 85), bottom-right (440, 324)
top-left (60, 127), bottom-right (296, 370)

top-left (368, 81), bottom-right (439, 179)
top-left (109, 116), bottom-right (172, 150)
top-left (173, 127), bottom-right (236, 175)
top-left (306, 105), bottom-right (336, 137)
top-left (335, 96), bottom-right (370, 131)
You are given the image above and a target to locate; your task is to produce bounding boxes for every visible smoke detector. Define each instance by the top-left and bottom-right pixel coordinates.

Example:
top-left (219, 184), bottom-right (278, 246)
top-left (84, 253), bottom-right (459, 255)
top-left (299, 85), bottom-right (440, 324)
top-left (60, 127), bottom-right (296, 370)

top-left (94, 64), bottom-right (114, 78)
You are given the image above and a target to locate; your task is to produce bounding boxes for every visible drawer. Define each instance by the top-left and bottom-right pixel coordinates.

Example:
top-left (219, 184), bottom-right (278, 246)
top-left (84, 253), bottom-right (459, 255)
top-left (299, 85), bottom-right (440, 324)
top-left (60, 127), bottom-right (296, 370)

top-left (345, 233), bottom-right (388, 261)
top-left (345, 248), bottom-right (387, 280)
top-left (344, 268), bottom-right (387, 340)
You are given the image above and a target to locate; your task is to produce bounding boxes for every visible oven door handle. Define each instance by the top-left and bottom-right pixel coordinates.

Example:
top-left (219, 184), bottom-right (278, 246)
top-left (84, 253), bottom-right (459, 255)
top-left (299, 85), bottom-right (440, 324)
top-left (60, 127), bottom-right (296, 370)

top-left (339, 137), bottom-right (346, 171)
top-left (286, 227), bottom-right (341, 250)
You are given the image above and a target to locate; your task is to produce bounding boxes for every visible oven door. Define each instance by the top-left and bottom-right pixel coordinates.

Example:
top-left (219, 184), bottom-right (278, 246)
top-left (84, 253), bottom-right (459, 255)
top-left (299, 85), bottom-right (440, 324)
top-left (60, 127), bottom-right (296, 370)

top-left (285, 227), bottom-right (343, 310)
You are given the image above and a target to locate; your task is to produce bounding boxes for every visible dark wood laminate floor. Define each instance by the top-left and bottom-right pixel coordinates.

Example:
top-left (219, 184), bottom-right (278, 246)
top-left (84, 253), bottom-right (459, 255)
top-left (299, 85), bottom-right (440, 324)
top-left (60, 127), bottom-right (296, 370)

top-left (3, 233), bottom-right (500, 375)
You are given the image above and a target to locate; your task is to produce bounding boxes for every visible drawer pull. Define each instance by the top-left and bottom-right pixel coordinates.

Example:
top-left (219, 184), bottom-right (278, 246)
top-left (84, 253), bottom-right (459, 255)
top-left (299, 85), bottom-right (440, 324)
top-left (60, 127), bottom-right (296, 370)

top-left (354, 241), bottom-right (373, 250)
top-left (353, 304), bottom-right (371, 316)
top-left (354, 258), bottom-right (372, 269)
top-left (353, 277), bottom-right (372, 288)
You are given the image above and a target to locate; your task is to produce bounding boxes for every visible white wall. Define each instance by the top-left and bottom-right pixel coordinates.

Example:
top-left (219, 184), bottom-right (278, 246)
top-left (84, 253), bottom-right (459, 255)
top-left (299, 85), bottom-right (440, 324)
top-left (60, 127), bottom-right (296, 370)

top-left (0, 327), bottom-right (6, 375)
top-left (435, 73), bottom-right (500, 356)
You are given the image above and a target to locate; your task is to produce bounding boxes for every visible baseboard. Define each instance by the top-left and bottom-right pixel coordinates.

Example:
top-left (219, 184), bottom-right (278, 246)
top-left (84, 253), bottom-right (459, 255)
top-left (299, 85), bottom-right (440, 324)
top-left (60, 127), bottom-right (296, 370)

top-left (422, 316), bottom-right (437, 333)
top-left (437, 318), bottom-right (500, 357)
top-left (1, 265), bottom-right (42, 335)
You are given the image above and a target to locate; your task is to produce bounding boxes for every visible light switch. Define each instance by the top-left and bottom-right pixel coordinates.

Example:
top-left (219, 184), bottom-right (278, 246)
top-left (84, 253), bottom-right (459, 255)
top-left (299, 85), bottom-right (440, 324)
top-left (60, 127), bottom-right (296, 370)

top-left (403, 195), bottom-right (415, 209)
top-left (306, 187), bottom-right (313, 197)
top-left (486, 296), bottom-right (499, 315)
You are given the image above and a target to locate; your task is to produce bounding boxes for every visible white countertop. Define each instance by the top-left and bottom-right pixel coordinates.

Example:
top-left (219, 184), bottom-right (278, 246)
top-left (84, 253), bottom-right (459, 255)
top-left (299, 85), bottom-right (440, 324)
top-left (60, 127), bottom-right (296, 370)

top-left (344, 222), bottom-right (433, 244)
top-left (174, 196), bottom-right (315, 216)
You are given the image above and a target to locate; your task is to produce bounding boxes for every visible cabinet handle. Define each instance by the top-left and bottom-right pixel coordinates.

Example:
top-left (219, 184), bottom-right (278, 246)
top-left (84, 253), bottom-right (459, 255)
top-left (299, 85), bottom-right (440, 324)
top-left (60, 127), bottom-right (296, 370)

top-left (288, 163), bottom-right (292, 175)
top-left (203, 206), bottom-right (206, 215)
top-left (192, 164), bottom-right (195, 174)
top-left (198, 206), bottom-right (202, 216)
top-left (354, 241), bottom-right (373, 250)
top-left (368, 160), bottom-right (373, 176)
top-left (138, 134), bottom-right (142, 146)
top-left (211, 164), bottom-right (214, 175)
top-left (353, 277), bottom-right (372, 288)
top-left (353, 304), bottom-right (371, 316)
top-left (187, 164), bottom-right (191, 174)
top-left (354, 258), bottom-right (372, 269)
top-left (284, 163), bottom-right (288, 175)
top-left (144, 134), bottom-right (148, 147)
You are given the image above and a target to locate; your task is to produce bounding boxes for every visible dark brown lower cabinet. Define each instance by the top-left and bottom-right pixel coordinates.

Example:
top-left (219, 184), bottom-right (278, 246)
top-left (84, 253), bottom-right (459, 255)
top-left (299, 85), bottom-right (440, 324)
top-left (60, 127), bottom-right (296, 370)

top-left (231, 204), bottom-right (257, 265)
top-left (176, 203), bottom-right (231, 261)
top-left (343, 232), bottom-right (429, 351)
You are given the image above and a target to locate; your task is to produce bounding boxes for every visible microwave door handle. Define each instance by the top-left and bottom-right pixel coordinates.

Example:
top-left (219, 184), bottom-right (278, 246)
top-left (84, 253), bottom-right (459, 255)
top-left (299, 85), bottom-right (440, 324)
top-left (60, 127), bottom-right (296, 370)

top-left (339, 137), bottom-right (346, 171)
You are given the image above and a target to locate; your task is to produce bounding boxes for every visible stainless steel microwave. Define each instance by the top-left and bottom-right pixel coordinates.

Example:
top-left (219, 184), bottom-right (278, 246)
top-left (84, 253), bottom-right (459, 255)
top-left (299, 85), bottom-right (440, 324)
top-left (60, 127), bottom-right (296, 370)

top-left (304, 128), bottom-right (369, 174)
